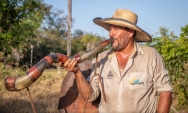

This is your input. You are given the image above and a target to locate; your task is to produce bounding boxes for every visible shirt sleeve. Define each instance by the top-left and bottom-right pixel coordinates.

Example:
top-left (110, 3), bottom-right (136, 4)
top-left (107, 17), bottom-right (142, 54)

top-left (152, 49), bottom-right (173, 96)
top-left (86, 58), bottom-right (100, 102)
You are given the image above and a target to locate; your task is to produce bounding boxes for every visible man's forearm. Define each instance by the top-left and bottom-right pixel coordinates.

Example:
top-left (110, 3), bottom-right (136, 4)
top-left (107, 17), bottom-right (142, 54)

top-left (157, 91), bottom-right (172, 113)
top-left (74, 69), bottom-right (93, 100)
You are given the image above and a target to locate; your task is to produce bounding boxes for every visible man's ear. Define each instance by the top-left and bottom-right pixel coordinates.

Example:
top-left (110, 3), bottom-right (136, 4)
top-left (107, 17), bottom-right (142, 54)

top-left (129, 29), bottom-right (135, 38)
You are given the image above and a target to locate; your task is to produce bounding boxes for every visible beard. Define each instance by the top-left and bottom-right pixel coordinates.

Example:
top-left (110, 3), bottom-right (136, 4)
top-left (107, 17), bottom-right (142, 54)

top-left (111, 36), bottom-right (127, 51)
top-left (111, 42), bottom-right (119, 51)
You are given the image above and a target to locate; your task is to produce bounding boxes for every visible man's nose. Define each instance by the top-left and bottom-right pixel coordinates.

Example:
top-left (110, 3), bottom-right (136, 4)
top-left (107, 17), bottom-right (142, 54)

top-left (109, 30), bottom-right (114, 37)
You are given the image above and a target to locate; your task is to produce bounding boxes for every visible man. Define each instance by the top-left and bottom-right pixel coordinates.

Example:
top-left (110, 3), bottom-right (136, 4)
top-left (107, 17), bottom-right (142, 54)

top-left (60, 9), bottom-right (172, 113)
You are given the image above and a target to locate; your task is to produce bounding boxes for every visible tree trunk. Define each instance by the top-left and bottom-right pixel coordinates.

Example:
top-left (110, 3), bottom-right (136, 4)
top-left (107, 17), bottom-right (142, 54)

top-left (36, 34), bottom-right (40, 47)
top-left (67, 0), bottom-right (72, 56)
top-left (30, 44), bottom-right (34, 67)
top-left (12, 48), bottom-right (20, 63)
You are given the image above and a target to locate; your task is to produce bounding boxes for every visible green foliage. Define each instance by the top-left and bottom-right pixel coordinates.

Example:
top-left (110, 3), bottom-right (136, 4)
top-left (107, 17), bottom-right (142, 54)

top-left (19, 28), bottom-right (106, 65)
top-left (43, 8), bottom-right (67, 38)
top-left (0, 64), bottom-right (11, 81)
top-left (146, 26), bottom-right (188, 107)
top-left (0, 0), bottom-right (50, 56)
top-left (81, 33), bottom-right (104, 45)
top-left (0, 0), bottom-right (108, 65)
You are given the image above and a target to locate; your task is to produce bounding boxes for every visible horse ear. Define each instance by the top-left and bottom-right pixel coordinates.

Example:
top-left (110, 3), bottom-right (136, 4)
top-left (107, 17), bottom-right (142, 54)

top-left (87, 42), bottom-right (95, 51)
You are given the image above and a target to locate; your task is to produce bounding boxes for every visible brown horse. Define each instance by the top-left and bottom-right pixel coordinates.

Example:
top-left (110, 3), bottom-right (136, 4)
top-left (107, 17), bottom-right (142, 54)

top-left (58, 60), bottom-right (100, 113)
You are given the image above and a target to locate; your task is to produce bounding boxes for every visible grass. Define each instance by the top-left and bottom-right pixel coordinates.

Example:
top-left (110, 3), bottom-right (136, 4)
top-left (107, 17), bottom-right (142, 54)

top-left (0, 67), bottom-right (67, 113)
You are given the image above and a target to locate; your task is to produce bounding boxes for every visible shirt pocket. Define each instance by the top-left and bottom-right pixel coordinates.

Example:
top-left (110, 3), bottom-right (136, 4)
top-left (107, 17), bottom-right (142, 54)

top-left (103, 73), bottom-right (119, 96)
top-left (128, 72), bottom-right (147, 90)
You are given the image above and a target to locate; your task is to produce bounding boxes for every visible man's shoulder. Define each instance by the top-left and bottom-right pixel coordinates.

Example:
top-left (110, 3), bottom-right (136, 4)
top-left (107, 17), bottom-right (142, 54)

top-left (138, 44), bottom-right (158, 54)
top-left (138, 44), bottom-right (162, 60)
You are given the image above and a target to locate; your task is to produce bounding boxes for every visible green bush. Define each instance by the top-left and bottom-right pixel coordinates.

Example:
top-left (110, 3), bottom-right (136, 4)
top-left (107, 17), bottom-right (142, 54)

top-left (146, 25), bottom-right (188, 107)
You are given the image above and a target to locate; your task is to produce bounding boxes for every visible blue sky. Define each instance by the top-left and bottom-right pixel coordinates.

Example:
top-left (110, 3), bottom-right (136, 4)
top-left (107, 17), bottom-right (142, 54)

top-left (44, 0), bottom-right (188, 38)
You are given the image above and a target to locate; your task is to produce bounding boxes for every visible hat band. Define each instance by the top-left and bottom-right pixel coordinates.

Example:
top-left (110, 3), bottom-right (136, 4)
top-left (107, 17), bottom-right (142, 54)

top-left (99, 18), bottom-right (138, 28)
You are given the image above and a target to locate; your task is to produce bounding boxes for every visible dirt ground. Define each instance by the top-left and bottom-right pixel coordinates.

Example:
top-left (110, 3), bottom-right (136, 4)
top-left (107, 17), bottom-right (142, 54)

top-left (0, 69), bottom-right (67, 113)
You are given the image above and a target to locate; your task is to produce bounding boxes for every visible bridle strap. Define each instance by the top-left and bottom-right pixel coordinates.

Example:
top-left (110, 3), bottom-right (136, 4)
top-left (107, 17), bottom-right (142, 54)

top-left (84, 53), bottom-right (107, 113)
top-left (27, 87), bottom-right (36, 113)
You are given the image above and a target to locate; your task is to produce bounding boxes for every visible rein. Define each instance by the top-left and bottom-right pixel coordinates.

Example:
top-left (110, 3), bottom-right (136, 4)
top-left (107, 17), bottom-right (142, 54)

top-left (83, 53), bottom-right (107, 113)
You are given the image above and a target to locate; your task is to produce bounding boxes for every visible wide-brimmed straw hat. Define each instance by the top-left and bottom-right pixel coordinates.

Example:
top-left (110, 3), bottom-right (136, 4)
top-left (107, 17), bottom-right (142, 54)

top-left (93, 9), bottom-right (152, 42)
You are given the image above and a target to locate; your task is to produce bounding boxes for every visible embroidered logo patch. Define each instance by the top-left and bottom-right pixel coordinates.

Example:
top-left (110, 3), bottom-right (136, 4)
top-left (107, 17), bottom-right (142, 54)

top-left (107, 71), bottom-right (113, 79)
top-left (130, 78), bottom-right (144, 85)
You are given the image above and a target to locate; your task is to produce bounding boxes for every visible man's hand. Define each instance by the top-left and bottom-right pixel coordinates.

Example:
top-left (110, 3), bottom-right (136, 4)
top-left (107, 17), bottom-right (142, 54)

top-left (157, 91), bottom-right (172, 113)
top-left (59, 58), bottom-right (93, 100)
top-left (59, 58), bottom-right (79, 73)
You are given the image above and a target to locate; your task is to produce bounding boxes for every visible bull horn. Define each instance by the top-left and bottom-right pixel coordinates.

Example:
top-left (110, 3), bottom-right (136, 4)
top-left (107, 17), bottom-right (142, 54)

top-left (5, 37), bottom-right (114, 91)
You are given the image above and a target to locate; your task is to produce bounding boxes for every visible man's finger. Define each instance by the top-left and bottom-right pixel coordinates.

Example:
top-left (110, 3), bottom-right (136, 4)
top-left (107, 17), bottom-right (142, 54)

top-left (70, 60), bottom-right (77, 70)
top-left (64, 59), bottom-right (71, 68)
top-left (67, 58), bottom-right (76, 69)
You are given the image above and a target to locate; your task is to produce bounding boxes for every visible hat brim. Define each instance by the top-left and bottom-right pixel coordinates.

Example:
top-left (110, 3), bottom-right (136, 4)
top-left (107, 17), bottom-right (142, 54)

top-left (93, 18), bottom-right (152, 42)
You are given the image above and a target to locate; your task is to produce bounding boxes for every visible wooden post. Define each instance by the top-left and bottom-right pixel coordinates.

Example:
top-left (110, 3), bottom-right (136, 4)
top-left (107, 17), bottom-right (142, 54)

top-left (67, 0), bottom-right (72, 56)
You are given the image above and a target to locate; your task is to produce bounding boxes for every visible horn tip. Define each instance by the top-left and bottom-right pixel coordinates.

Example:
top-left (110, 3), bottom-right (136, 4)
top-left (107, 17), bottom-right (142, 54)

top-left (5, 77), bottom-right (17, 91)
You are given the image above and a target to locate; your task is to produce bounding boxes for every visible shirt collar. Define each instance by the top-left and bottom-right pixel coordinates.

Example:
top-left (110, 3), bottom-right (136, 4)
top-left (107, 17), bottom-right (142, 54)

top-left (107, 41), bottom-right (144, 60)
top-left (133, 41), bottom-right (144, 56)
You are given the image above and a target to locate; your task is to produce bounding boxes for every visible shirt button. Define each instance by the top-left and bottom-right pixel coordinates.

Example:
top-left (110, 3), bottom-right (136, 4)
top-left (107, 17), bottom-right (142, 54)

top-left (118, 105), bottom-right (120, 108)
top-left (119, 85), bottom-right (122, 88)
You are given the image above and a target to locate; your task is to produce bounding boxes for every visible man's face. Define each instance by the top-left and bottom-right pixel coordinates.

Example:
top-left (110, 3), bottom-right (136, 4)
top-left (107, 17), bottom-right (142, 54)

top-left (109, 25), bottom-right (134, 51)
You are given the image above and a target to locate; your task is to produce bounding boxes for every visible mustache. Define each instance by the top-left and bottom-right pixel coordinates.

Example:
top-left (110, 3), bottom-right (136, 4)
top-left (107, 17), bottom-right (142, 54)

top-left (110, 36), bottom-right (119, 43)
top-left (110, 36), bottom-right (120, 50)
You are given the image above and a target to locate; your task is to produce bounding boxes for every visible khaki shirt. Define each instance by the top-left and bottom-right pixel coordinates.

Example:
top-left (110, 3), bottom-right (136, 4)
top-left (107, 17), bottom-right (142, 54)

top-left (87, 42), bottom-right (173, 113)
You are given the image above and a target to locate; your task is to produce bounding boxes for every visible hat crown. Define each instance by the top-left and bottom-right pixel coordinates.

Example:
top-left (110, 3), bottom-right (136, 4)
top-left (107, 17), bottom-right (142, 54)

top-left (112, 9), bottom-right (138, 24)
